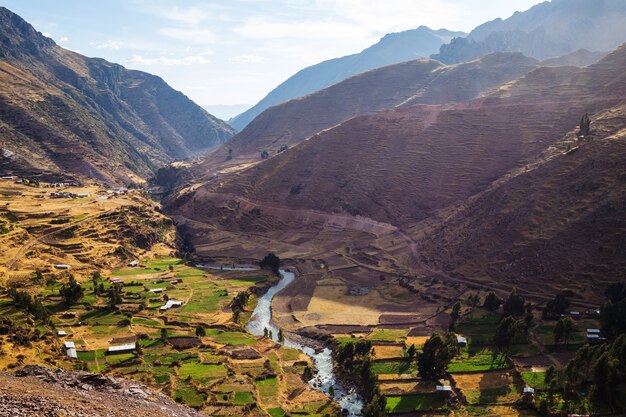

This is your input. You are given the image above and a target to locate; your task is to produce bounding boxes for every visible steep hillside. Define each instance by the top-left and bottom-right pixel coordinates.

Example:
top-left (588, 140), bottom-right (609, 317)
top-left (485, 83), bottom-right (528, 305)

top-left (200, 53), bottom-right (537, 173)
top-left (433, 0), bottom-right (626, 64)
top-left (413, 102), bottom-right (626, 302)
top-left (168, 44), bottom-right (626, 297)
top-left (540, 49), bottom-right (607, 67)
top-left (0, 7), bottom-right (234, 183)
top-left (230, 27), bottom-right (465, 131)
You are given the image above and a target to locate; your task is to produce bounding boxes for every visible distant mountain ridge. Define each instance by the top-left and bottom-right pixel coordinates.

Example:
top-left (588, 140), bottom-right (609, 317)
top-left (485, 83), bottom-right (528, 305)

top-left (433, 0), bottom-right (626, 63)
top-left (229, 26), bottom-right (465, 131)
top-left (199, 52), bottom-right (538, 174)
top-left (0, 7), bottom-right (235, 183)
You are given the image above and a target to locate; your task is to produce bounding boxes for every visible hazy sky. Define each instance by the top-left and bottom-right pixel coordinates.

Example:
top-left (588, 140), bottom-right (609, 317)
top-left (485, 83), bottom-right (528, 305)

top-left (2, 0), bottom-right (543, 112)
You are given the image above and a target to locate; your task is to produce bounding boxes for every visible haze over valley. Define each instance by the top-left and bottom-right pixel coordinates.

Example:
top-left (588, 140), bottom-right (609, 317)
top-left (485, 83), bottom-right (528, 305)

top-left (1, 2), bottom-right (626, 417)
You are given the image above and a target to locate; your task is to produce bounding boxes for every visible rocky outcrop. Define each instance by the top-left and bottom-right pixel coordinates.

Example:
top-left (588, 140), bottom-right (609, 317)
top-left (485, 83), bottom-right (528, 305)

top-left (0, 365), bottom-right (204, 417)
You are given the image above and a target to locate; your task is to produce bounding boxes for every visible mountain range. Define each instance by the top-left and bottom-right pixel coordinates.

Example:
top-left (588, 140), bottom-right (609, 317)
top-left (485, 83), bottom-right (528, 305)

top-left (197, 52), bottom-right (539, 175)
top-left (432, 0), bottom-right (626, 64)
top-left (168, 41), bottom-right (626, 300)
top-left (0, 7), bottom-right (234, 183)
top-left (229, 26), bottom-right (465, 131)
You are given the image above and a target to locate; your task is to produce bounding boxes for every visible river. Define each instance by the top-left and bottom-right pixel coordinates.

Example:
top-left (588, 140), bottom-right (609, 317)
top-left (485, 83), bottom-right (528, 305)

top-left (198, 265), bottom-right (364, 416)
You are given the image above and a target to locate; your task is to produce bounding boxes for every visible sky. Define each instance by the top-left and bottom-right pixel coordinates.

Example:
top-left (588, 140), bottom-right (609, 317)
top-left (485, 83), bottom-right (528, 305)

top-left (2, 0), bottom-right (542, 118)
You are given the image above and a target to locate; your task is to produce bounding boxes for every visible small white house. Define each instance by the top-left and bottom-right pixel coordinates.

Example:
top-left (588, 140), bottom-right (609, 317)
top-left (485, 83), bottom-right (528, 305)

top-left (55, 264), bottom-right (71, 270)
top-left (108, 343), bottom-right (136, 353)
top-left (64, 341), bottom-right (76, 349)
top-left (66, 348), bottom-right (78, 359)
top-left (149, 288), bottom-right (164, 294)
top-left (160, 300), bottom-right (183, 311)
top-left (57, 330), bottom-right (67, 337)
top-left (456, 336), bottom-right (468, 346)
top-left (128, 260), bottom-right (139, 267)
top-left (77, 193), bottom-right (90, 198)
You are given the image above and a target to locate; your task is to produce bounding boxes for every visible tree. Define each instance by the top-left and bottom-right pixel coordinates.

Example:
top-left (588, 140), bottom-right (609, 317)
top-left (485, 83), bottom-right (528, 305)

top-left (91, 271), bottom-right (101, 295)
top-left (261, 150), bottom-right (269, 159)
top-left (579, 113), bottom-right (591, 136)
top-left (260, 253), bottom-right (281, 275)
top-left (277, 328), bottom-right (284, 343)
top-left (544, 292), bottom-right (571, 319)
top-left (554, 317), bottom-right (574, 345)
top-left (450, 302), bottom-right (461, 324)
top-left (503, 288), bottom-right (525, 317)
top-left (160, 328), bottom-right (168, 342)
top-left (32, 269), bottom-right (43, 285)
top-left (406, 344), bottom-right (416, 361)
top-left (494, 316), bottom-right (522, 353)
top-left (59, 274), bottom-right (84, 306)
top-left (108, 284), bottom-right (123, 308)
top-left (417, 332), bottom-right (456, 380)
top-left (195, 325), bottom-right (206, 337)
top-left (483, 292), bottom-right (501, 311)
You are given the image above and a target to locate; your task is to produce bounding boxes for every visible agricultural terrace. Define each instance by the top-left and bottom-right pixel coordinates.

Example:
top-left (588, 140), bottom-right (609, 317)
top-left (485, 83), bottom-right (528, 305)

top-left (330, 289), bottom-right (604, 416)
top-left (0, 256), bottom-right (337, 417)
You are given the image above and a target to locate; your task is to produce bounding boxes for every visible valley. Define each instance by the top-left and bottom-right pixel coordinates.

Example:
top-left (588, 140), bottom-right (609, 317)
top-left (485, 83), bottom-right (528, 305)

top-left (1, 2), bottom-right (626, 417)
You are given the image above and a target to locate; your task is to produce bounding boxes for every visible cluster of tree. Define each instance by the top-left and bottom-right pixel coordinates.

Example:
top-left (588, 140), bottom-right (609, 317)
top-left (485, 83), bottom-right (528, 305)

top-left (543, 292), bottom-right (571, 319)
top-left (600, 282), bottom-right (626, 339)
top-left (492, 289), bottom-right (533, 353)
top-left (261, 150), bottom-right (270, 159)
top-left (542, 282), bottom-right (626, 415)
top-left (7, 287), bottom-right (50, 324)
top-left (334, 340), bottom-right (386, 417)
top-left (417, 332), bottom-right (456, 380)
top-left (260, 253), bottom-right (281, 275)
top-left (231, 291), bottom-right (250, 322)
top-left (561, 335), bottom-right (626, 410)
top-left (59, 274), bottom-right (84, 306)
top-left (277, 145), bottom-right (289, 154)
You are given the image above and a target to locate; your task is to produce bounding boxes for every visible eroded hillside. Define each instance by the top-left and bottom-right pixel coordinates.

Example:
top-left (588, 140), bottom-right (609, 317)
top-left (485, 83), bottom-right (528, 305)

top-left (0, 7), bottom-right (234, 183)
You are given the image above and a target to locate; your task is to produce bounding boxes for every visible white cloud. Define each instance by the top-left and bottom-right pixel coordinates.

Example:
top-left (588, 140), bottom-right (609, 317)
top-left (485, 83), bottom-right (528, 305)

top-left (129, 54), bottom-right (211, 66)
top-left (160, 27), bottom-right (217, 44)
top-left (156, 6), bottom-right (209, 25)
top-left (97, 40), bottom-right (124, 50)
top-left (229, 55), bottom-right (264, 64)
top-left (59, 36), bottom-right (69, 42)
top-left (42, 32), bottom-right (51, 38)
top-left (234, 18), bottom-right (369, 41)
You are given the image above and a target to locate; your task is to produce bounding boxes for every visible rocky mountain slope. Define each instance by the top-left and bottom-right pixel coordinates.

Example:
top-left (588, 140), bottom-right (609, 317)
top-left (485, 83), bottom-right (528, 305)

top-left (0, 366), bottom-right (204, 417)
top-left (200, 52), bottom-right (538, 173)
top-left (0, 7), bottom-right (234, 183)
top-left (433, 0), bottom-right (626, 64)
top-left (168, 43), bottom-right (626, 298)
top-left (230, 26), bottom-right (465, 131)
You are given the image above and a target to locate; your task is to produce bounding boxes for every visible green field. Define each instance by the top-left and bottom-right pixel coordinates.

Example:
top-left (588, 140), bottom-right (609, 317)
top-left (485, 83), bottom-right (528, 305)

top-left (179, 361), bottom-right (228, 382)
top-left (371, 360), bottom-right (416, 375)
top-left (385, 395), bottom-right (445, 413)
top-left (366, 329), bottom-right (408, 342)
top-left (448, 348), bottom-right (508, 373)
top-left (234, 391), bottom-right (255, 405)
top-left (256, 377), bottom-right (279, 399)
top-left (211, 331), bottom-right (257, 346)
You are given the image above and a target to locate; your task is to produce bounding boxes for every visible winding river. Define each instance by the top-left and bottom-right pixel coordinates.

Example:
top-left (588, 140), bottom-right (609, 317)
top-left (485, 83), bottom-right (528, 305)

top-left (248, 270), bottom-right (364, 417)
top-left (199, 265), bottom-right (364, 416)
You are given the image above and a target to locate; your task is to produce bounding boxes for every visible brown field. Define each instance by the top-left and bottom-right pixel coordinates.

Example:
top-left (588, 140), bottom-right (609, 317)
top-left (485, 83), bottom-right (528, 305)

top-left (380, 380), bottom-right (436, 395)
top-left (372, 344), bottom-right (405, 360)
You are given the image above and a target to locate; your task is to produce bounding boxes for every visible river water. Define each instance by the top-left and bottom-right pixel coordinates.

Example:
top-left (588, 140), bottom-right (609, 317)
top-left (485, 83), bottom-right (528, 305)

top-left (197, 264), bottom-right (364, 415)
top-left (246, 269), bottom-right (364, 417)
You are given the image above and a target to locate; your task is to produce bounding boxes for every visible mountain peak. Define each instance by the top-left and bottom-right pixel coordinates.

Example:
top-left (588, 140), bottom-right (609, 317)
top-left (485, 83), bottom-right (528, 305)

top-left (0, 6), bottom-right (55, 58)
